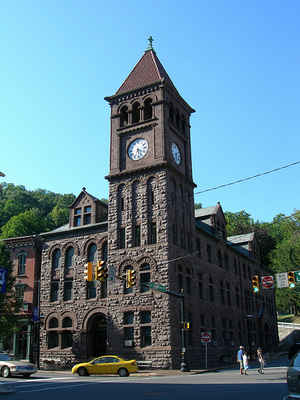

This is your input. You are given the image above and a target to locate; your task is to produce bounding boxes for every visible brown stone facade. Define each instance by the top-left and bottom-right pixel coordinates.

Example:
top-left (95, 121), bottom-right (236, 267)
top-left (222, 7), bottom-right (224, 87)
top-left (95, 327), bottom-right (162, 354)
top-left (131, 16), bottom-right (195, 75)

top-left (4, 47), bottom-right (278, 370)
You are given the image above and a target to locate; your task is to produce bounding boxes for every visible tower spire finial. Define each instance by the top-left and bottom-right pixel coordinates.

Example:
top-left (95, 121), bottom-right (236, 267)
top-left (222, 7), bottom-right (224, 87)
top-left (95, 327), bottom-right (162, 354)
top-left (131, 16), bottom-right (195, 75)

top-left (146, 35), bottom-right (154, 51)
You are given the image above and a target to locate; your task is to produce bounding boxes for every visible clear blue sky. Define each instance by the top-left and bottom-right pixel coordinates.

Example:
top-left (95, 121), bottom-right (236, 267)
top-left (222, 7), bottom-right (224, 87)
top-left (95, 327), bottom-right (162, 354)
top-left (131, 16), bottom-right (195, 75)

top-left (1, 1), bottom-right (299, 222)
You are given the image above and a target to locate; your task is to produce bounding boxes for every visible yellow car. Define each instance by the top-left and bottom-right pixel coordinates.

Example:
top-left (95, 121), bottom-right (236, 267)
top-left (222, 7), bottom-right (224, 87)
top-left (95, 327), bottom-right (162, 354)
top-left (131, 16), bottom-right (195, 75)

top-left (72, 355), bottom-right (138, 377)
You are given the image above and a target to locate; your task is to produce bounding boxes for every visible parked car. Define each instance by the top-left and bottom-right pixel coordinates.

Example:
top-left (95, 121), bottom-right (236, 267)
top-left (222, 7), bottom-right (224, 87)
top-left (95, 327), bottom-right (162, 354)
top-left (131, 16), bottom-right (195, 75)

top-left (286, 351), bottom-right (300, 398)
top-left (72, 355), bottom-right (138, 377)
top-left (0, 353), bottom-right (37, 378)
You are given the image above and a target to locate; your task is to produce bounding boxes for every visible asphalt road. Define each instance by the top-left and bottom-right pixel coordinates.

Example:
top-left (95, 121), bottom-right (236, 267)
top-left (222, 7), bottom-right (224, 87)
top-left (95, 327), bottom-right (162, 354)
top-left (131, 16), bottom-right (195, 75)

top-left (0, 366), bottom-right (288, 400)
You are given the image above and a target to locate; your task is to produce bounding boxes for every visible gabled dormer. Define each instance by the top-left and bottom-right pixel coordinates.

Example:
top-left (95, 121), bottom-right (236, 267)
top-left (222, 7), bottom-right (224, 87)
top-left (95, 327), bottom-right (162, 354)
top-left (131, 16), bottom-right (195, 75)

top-left (69, 187), bottom-right (108, 228)
top-left (194, 202), bottom-right (227, 239)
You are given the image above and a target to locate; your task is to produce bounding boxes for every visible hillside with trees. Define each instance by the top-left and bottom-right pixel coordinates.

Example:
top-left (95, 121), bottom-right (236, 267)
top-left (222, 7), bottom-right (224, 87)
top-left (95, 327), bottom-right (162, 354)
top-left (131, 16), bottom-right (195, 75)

top-left (0, 183), bottom-right (75, 239)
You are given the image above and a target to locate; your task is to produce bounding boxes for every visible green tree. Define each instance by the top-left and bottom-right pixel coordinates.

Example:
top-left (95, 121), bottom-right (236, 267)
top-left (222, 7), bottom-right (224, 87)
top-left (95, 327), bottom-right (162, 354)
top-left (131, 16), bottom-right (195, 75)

top-left (0, 243), bottom-right (20, 347)
top-left (1, 209), bottom-right (49, 239)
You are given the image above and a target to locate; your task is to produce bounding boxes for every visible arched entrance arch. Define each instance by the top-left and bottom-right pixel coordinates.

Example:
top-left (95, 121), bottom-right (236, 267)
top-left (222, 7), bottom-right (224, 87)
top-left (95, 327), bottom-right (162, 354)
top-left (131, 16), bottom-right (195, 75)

top-left (86, 313), bottom-right (107, 357)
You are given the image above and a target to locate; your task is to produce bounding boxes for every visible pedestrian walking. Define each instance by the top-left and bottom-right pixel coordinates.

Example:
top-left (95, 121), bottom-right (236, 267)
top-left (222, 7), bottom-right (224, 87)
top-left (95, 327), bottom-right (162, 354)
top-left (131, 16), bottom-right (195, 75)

top-left (237, 346), bottom-right (244, 375)
top-left (257, 348), bottom-right (265, 374)
top-left (242, 350), bottom-right (249, 375)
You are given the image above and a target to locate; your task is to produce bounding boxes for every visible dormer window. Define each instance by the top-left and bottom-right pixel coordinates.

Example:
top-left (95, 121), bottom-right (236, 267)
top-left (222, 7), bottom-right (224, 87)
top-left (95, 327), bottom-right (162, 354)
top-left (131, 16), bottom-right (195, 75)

top-left (84, 206), bottom-right (91, 225)
top-left (74, 208), bottom-right (81, 226)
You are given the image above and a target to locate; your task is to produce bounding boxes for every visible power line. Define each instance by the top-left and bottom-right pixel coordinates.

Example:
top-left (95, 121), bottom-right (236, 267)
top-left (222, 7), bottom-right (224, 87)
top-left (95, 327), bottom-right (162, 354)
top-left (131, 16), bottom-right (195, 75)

top-left (195, 160), bottom-right (300, 195)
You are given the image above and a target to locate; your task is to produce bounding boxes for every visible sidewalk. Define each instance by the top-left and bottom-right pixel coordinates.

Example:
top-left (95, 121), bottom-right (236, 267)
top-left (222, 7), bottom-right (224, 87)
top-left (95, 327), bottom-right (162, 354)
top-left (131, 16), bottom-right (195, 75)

top-left (131, 367), bottom-right (220, 377)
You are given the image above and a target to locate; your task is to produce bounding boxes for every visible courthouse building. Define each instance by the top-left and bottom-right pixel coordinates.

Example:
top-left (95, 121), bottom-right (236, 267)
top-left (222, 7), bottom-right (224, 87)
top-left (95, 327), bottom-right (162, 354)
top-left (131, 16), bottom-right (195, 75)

top-left (5, 44), bottom-right (278, 369)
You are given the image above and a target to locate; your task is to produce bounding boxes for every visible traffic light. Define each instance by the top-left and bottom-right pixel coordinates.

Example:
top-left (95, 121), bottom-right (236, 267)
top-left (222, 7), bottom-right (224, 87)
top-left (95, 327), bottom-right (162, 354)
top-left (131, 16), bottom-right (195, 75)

top-left (95, 260), bottom-right (108, 282)
top-left (182, 322), bottom-right (190, 330)
top-left (126, 269), bottom-right (136, 288)
top-left (288, 271), bottom-right (296, 288)
top-left (84, 262), bottom-right (93, 281)
top-left (252, 275), bottom-right (260, 293)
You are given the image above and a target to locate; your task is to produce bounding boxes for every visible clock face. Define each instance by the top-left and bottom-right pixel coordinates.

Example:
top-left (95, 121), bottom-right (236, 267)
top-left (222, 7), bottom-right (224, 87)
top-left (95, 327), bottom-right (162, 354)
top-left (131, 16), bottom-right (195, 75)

top-left (128, 138), bottom-right (149, 161)
top-left (171, 142), bottom-right (181, 165)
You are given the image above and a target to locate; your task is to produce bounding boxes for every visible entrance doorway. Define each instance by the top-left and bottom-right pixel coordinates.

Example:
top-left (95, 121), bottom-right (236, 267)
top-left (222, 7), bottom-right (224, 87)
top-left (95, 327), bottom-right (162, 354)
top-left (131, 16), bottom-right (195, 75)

top-left (86, 313), bottom-right (107, 357)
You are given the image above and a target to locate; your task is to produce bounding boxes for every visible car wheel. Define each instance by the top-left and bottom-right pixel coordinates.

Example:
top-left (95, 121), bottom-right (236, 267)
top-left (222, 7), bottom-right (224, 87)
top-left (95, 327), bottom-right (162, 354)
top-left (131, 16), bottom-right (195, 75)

top-left (23, 374), bottom-right (31, 378)
top-left (1, 366), bottom-right (11, 378)
top-left (118, 368), bottom-right (129, 377)
top-left (78, 367), bottom-right (89, 376)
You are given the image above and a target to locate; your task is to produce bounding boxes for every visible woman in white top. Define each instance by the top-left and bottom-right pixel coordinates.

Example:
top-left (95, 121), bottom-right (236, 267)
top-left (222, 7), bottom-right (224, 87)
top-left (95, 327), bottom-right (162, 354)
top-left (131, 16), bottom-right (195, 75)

top-left (242, 351), bottom-right (249, 375)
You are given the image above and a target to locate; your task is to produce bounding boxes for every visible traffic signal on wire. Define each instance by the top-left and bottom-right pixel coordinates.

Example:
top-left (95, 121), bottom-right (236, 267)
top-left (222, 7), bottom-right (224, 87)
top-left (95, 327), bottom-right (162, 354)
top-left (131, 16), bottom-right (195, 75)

top-left (84, 262), bottom-right (93, 281)
top-left (95, 261), bottom-right (107, 282)
top-left (183, 322), bottom-right (190, 330)
top-left (288, 271), bottom-right (296, 288)
top-left (126, 269), bottom-right (136, 288)
top-left (252, 275), bottom-right (260, 293)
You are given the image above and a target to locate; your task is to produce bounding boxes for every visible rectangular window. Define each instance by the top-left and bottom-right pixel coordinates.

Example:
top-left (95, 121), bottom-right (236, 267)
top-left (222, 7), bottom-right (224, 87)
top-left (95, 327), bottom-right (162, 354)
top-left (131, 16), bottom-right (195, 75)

top-left (63, 280), bottom-right (73, 301)
top-left (119, 228), bottom-right (126, 249)
top-left (140, 271), bottom-right (150, 293)
top-left (50, 281), bottom-right (59, 302)
top-left (87, 281), bottom-right (97, 299)
top-left (124, 311), bottom-right (134, 325)
top-left (17, 254), bottom-right (26, 275)
top-left (48, 332), bottom-right (58, 349)
top-left (84, 206), bottom-right (91, 213)
top-left (74, 216), bottom-right (81, 226)
top-left (15, 286), bottom-right (25, 303)
top-left (140, 326), bottom-right (152, 347)
top-left (149, 222), bottom-right (157, 245)
top-left (61, 332), bottom-right (73, 349)
top-left (74, 208), bottom-right (81, 215)
top-left (84, 214), bottom-right (91, 225)
top-left (140, 311), bottom-right (151, 323)
top-left (134, 225), bottom-right (141, 247)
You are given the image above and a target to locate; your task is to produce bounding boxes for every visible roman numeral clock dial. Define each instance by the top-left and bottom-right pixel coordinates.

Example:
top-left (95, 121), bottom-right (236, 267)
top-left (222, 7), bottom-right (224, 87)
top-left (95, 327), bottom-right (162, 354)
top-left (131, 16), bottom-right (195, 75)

top-left (128, 138), bottom-right (149, 160)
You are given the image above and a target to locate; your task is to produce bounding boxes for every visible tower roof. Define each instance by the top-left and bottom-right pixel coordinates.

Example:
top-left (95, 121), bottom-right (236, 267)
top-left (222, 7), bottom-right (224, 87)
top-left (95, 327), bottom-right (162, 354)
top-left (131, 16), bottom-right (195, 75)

top-left (115, 49), bottom-right (174, 95)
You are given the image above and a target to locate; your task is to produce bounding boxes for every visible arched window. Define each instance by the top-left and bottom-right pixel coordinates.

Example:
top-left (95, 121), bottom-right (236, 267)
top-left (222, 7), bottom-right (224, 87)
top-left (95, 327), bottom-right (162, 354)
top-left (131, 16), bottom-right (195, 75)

top-left (52, 249), bottom-right (61, 270)
top-left (144, 98), bottom-right (152, 120)
top-left (87, 243), bottom-right (97, 262)
top-left (140, 264), bottom-right (150, 293)
top-left (132, 102), bottom-right (140, 124)
top-left (62, 317), bottom-right (73, 328)
top-left (49, 317), bottom-right (58, 329)
top-left (65, 247), bottom-right (74, 269)
top-left (120, 106), bottom-right (128, 127)
top-left (169, 103), bottom-right (174, 122)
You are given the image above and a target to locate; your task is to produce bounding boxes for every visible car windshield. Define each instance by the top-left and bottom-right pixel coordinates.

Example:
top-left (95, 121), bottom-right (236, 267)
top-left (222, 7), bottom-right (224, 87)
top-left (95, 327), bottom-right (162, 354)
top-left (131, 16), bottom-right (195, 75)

top-left (292, 353), bottom-right (300, 368)
top-left (0, 354), bottom-right (14, 361)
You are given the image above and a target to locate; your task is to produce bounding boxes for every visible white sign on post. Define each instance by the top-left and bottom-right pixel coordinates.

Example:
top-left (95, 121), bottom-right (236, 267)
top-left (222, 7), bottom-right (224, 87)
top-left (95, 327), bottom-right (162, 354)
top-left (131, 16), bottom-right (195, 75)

top-left (276, 272), bottom-right (289, 288)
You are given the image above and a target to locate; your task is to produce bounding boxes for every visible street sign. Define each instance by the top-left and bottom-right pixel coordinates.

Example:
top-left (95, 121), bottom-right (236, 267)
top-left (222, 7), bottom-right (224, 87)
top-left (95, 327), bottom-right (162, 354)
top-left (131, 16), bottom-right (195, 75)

top-left (294, 271), bottom-right (300, 283)
top-left (200, 331), bottom-right (212, 343)
top-left (276, 272), bottom-right (289, 288)
top-left (147, 282), bottom-right (167, 293)
top-left (261, 275), bottom-right (274, 289)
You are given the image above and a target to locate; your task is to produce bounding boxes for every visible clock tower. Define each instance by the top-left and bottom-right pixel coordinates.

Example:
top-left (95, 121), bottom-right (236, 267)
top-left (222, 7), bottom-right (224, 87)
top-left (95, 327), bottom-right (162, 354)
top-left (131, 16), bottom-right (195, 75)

top-left (104, 40), bottom-right (196, 368)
